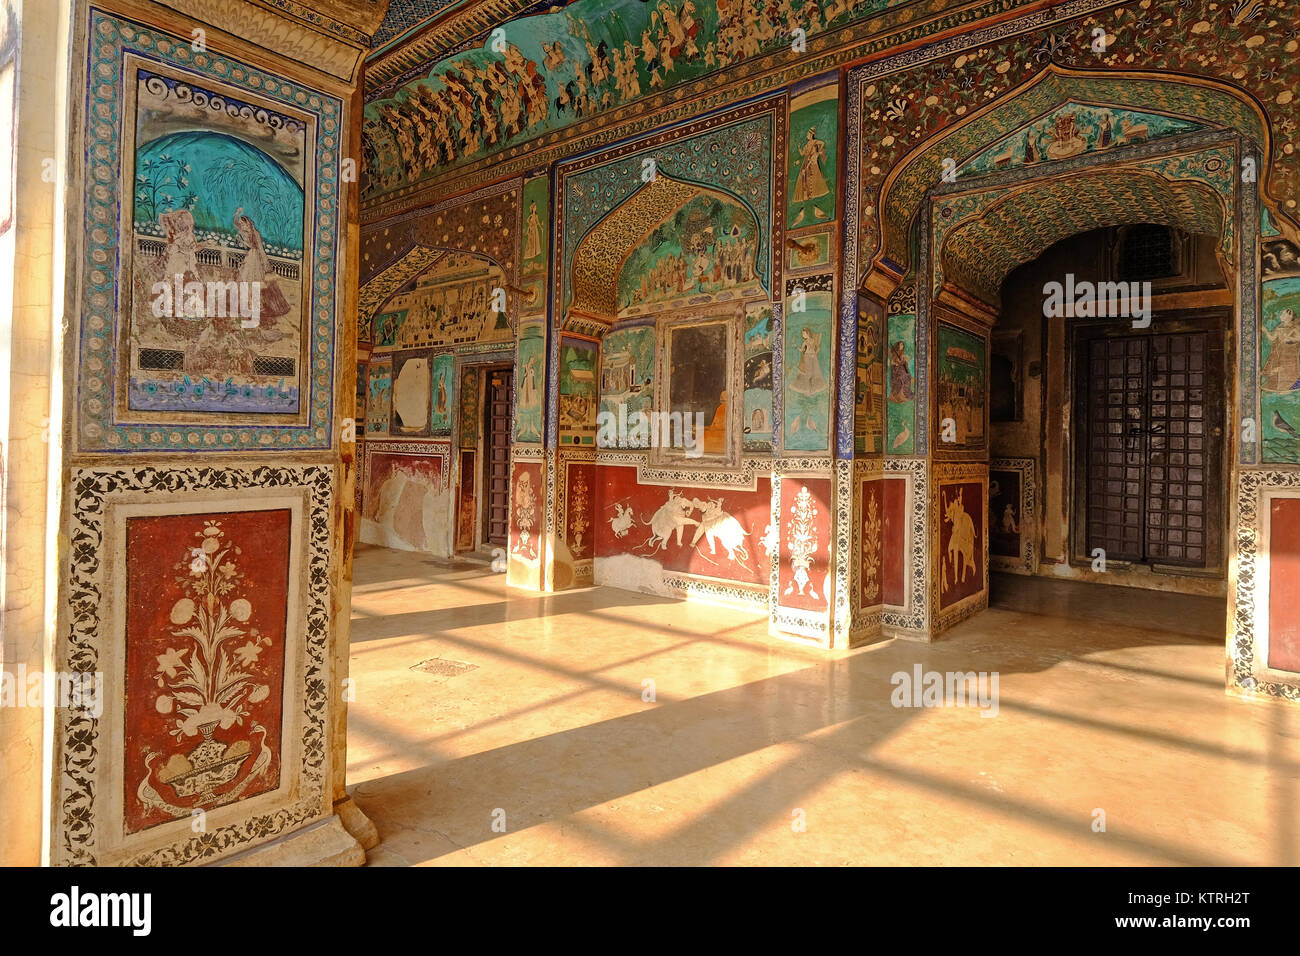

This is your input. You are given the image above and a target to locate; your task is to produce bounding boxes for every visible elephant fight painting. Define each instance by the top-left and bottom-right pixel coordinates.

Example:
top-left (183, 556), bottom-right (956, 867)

top-left (125, 67), bottom-right (309, 419)
top-left (596, 465), bottom-right (771, 587)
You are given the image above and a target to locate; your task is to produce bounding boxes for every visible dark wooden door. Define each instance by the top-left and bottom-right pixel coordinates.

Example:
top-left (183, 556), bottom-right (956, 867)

top-left (1084, 329), bottom-right (1221, 568)
top-left (484, 369), bottom-right (513, 546)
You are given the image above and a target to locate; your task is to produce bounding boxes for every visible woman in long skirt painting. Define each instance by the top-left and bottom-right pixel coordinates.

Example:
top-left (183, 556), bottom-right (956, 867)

top-left (234, 208), bottom-right (292, 327)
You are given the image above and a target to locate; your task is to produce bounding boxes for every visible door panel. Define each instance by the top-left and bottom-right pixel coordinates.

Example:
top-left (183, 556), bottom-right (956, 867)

top-left (1082, 327), bottom-right (1220, 570)
top-left (485, 369), bottom-right (512, 546)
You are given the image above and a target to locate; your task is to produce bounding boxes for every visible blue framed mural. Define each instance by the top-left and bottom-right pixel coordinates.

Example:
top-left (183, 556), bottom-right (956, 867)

top-left (78, 9), bottom-right (342, 452)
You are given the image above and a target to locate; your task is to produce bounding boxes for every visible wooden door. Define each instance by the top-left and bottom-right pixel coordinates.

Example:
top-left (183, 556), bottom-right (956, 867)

top-left (1083, 328), bottom-right (1222, 568)
top-left (484, 369), bottom-right (513, 546)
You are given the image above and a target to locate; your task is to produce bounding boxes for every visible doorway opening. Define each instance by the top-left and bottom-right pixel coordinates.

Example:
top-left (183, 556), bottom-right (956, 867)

top-left (992, 223), bottom-right (1230, 607)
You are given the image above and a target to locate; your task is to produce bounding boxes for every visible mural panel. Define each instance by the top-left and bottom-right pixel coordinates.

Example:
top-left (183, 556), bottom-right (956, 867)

top-left (516, 323), bottom-right (545, 443)
top-left (743, 303), bottom-right (774, 450)
top-left (456, 449), bottom-right (477, 552)
top-left (559, 335), bottom-right (599, 446)
top-left (459, 365), bottom-right (481, 448)
top-left (1269, 496), bottom-right (1300, 673)
top-left (860, 477), bottom-right (883, 608)
top-left (882, 475), bottom-right (907, 607)
top-left (887, 311), bottom-right (916, 454)
top-left (779, 476), bottom-right (832, 612)
top-left (79, 15), bottom-right (342, 452)
top-left (960, 102), bottom-right (1202, 177)
top-left (382, 252), bottom-right (512, 350)
top-left (509, 460), bottom-right (543, 562)
top-left (596, 465), bottom-right (771, 586)
top-left (935, 321), bottom-right (986, 451)
top-left (666, 320), bottom-right (730, 457)
top-left (1261, 276), bottom-right (1300, 463)
top-left (599, 325), bottom-right (656, 448)
top-left (362, 444), bottom-right (449, 551)
top-left (124, 509), bottom-right (290, 834)
top-left (989, 468), bottom-right (1022, 559)
top-left (126, 68), bottom-right (307, 418)
top-left (365, 357), bottom-right (392, 435)
top-left (784, 289), bottom-right (834, 453)
top-left (937, 480), bottom-right (984, 611)
top-left (787, 229), bottom-right (832, 272)
top-left (855, 296), bottom-right (885, 454)
top-left (365, 0), bottom-right (867, 194)
top-left (521, 175), bottom-right (549, 277)
top-left (430, 352), bottom-right (454, 435)
top-left (788, 84), bottom-right (838, 229)
top-left (616, 192), bottom-right (760, 315)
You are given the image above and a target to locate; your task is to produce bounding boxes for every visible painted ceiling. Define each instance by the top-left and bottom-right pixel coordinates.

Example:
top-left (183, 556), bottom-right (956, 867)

top-left (372, 0), bottom-right (466, 50)
top-left (362, 0), bottom-right (910, 199)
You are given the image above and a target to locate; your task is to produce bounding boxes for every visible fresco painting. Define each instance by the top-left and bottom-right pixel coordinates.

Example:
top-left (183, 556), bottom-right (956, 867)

top-left (516, 323), bottom-right (545, 443)
top-left (597, 465), bottom-right (772, 586)
top-left (784, 291), bottom-right (833, 452)
top-left (522, 175), bottom-right (549, 276)
top-left (989, 468), bottom-right (1022, 559)
top-left (1261, 277), bottom-right (1300, 463)
top-left (787, 230), bottom-right (832, 272)
top-left (886, 312), bottom-right (916, 454)
top-left (429, 353), bottom-right (455, 436)
top-left (937, 481), bottom-right (984, 610)
top-left (743, 303), bottom-right (774, 450)
top-left (363, 449), bottom-right (446, 551)
top-left (599, 326), bottom-right (656, 448)
top-left (374, 309), bottom-right (408, 347)
top-left (456, 449), bottom-right (477, 552)
top-left (860, 477), bottom-right (883, 608)
top-left (935, 322), bottom-right (986, 450)
top-left (960, 102), bottom-right (1203, 178)
top-left (787, 85), bottom-right (838, 229)
top-left (779, 477), bottom-right (832, 612)
top-left (128, 68), bottom-right (307, 417)
top-left (616, 193), bottom-right (761, 315)
top-left (124, 509), bottom-right (290, 833)
top-left (459, 366), bottom-right (481, 449)
top-left (383, 252), bottom-right (512, 350)
top-left (366, 357), bottom-right (392, 435)
top-left (559, 336), bottom-right (599, 446)
top-left (363, 0), bottom-right (890, 193)
top-left (856, 297), bottom-right (885, 455)
top-left (882, 476), bottom-right (907, 607)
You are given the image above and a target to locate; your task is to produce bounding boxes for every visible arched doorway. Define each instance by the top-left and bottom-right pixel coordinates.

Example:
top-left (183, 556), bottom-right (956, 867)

top-left (851, 65), bottom-right (1299, 699)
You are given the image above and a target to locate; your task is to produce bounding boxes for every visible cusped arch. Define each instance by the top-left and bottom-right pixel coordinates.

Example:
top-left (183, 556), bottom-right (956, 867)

top-left (359, 244), bottom-right (514, 339)
top-left (568, 174), bottom-right (764, 324)
top-left (871, 64), bottom-right (1284, 283)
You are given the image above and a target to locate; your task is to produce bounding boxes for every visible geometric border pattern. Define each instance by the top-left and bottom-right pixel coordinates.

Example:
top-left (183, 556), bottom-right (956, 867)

top-left (56, 464), bottom-right (333, 865)
top-left (76, 9), bottom-right (342, 453)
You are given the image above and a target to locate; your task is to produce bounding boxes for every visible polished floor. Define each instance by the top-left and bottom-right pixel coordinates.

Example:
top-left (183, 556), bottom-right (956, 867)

top-left (346, 544), bottom-right (1297, 865)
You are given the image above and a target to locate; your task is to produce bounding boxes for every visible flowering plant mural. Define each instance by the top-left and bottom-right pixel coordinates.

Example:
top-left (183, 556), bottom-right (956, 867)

top-left (126, 512), bottom-right (289, 833)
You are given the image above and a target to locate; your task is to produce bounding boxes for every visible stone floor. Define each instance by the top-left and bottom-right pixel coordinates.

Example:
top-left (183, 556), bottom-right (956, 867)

top-left (346, 544), bottom-right (1298, 866)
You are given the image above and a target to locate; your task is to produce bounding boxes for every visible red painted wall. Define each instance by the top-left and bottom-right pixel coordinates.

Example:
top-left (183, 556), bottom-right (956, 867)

top-left (1269, 497), bottom-right (1300, 673)
top-left (596, 464), bottom-right (771, 586)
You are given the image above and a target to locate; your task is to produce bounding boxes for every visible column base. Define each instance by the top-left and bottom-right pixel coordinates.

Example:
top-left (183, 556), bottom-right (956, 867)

top-left (217, 815), bottom-right (365, 867)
